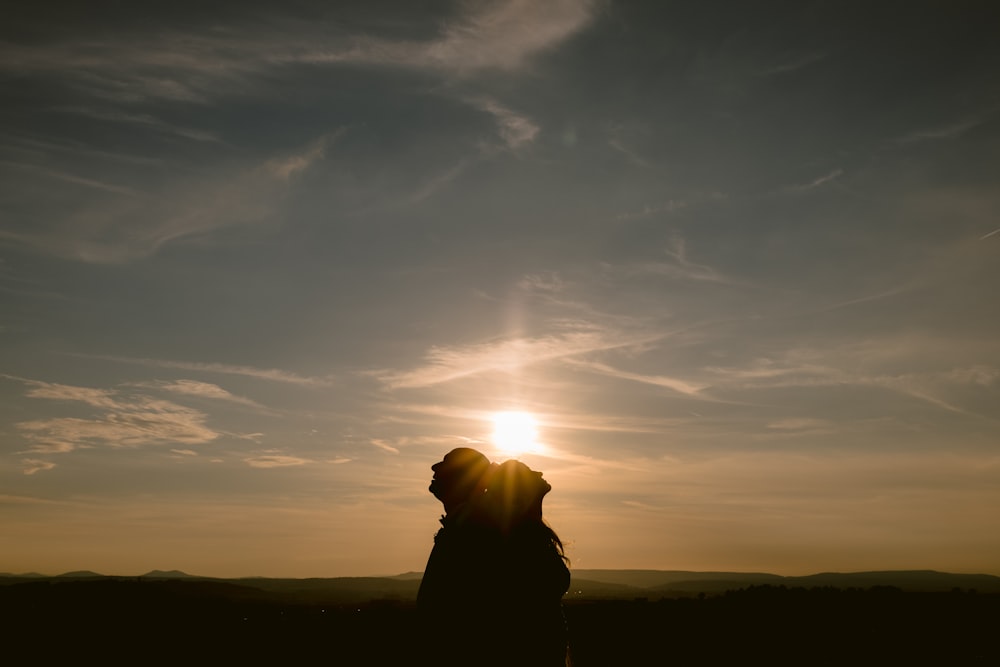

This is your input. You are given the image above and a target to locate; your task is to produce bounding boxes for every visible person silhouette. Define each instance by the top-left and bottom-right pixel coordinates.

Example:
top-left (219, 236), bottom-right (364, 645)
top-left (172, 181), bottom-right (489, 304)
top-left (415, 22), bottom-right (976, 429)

top-left (417, 447), bottom-right (496, 666)
top-left (477, 459), bottom-right (571, 667)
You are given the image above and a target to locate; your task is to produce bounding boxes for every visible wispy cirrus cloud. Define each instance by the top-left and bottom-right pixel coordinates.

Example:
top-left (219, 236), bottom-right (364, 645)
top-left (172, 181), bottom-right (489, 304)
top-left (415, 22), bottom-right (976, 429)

top-left (20, 459), bottom-right (57, 475)
top-left (614, 192), bottom-right (727, 223)
top-left (402, 98), bottom-right (538, 204)
top-left (298, 0), bottom-right (598, 75)
top-left (4, 375), bottom-right (221, 457)
top-left (754, 52), bottom-right (827, 77)
top-left (244, 453), bottom-right (311, 468)
top-left (612, 233), bottom-right (733, 284)
top-left (8, 375), bottom-right (120, 408)
top-left (0, 158), bottom-right (141, 196)
top-left (82, 355), bottom-right (334, 387)
top-left (2, 1), bottom-right (591, 264)
top-left (562, 358), bottom-right (709, 397)
top-left (809, 285), bottom-right (913, 314)
top-left (52, 106), bottom-right (222, 144)
top-left (704, 355), bottom-right (834, 383)
top-left (766, 418), bottom-right (835, 431)
top-left (263, 131), bottom-right (343, 182)
top-left (130, 379), bottom-right (268, 410)
top-left (470, 97), bottom-right (540, 150)
top-left (894, 110), bottom-right (996, 145)
top-left (5, 132), bottom-right (340, 263)
top-left (0, 134), bottom-right (164, 167)
top-left (370, 439), bottom-right (401, 454)
top-left (1, 1), bottom-right (598, 102)
top-left (661, 234), bottom-right (729, 282)
top-left (784, 168), bottom-right (843, 192)
top-left (170, 449), bottom-right (199, 457)
top-left (15, 399), bottom-right (218, 453)
top-left (517, 271), bottom-right (567, 294)
top-left (705, 344), bottom-right (1000, 419)
top-left (607, 137), bottom-right (653, 167)
top-left (945, 366), bottom-right (1000, 387)
top-left (372, 324), bottom-right (661, 389)
top-left (422, 0), bottom-right (597, 73)
top-left (404, 158), bottom-right (474, 205)
top-left (866, 369), bottom-right (999, 418)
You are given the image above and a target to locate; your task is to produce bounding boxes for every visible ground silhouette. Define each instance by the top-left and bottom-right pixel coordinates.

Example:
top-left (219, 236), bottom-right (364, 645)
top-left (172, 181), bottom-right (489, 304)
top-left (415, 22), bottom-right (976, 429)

top-left (2, 574), bottom-right (998, 665)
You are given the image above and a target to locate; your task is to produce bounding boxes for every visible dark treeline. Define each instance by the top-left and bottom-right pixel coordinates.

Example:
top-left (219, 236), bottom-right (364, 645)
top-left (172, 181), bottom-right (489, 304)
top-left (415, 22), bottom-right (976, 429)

top-left (3, 579), bottom-right (997, 665)
top-left (567, 585), bottom-right (997, 666)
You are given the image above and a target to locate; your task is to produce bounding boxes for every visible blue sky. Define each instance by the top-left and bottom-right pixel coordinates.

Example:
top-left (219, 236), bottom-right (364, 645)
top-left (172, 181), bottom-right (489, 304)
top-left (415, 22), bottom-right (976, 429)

top-left (2, 0), bottom-right (999, 577)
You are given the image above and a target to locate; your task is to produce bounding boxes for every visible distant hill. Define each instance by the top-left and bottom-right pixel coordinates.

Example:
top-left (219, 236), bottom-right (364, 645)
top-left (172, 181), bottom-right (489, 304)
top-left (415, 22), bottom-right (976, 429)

top-left (55, 570), bottom-right (105, 578)
top-left (3, 570), bottom-right (998, 666)
top-left (4, 568), bottom-right (997, 597)
top-left (570, 569), bottom-right (1000, 594)
top-left (570, 569), bottom-right (784, 590)
top-left (565, 578), bottom-right (640, 599)
top-left (786, 570), bottom-right (1000, 592)
top-left (141, 570), bottom-right (198, 579)
top-left (228, 576), bottom-right (422, 604)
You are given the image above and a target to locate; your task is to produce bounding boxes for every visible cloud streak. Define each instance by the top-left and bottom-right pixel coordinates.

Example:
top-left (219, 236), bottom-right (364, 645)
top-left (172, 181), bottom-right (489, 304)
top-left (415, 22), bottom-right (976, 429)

top-left (4, 375), bottom-right (221, 457)
top-left (5, 132), bottom-right (340, 263)
top-left (1, 1), bottom-right (597, 104)
top-left (82, 355), bottom-right (334, 387)
top-left (52, 106), bottom-right (222, 144)
top-left (1, 1), bottom-right (593, 264)
top-left (562, 359), bottom-right (709, 397)
top-left (755, 52), bottom-right (827, 77)
top-left (895, 112), bottom-right (994, 144)
top-left (370, 439), bottom-right (401, 454)
top-left (20, 459), bottom-right (57, 475)
top-left (471, 97), bottom-right (540, 150)
top-left (785, 168), bottom-right (843, 193)
top-left (130, 379), bottom-right (268, 410)
top-left (296, 0), bottom-right (597, 75)
top-left (16, 399), bottom-right (218, 453)
top-left (705, 348), bottom-right (1000, 420)
top-left (372, 324), bottom-right (661, 389)
top-left (9, 376), bottom-right (120, 409)
top-left (0, 158), bottom-right (141, 196)
top-left (420, 0), bottom-right (596, 73)
top-left (244, 453), bottom-right (311, 468)
top-left (809, 286), bottom-right (912, 314)
top-left (609, 233), bottom-right (735, 284)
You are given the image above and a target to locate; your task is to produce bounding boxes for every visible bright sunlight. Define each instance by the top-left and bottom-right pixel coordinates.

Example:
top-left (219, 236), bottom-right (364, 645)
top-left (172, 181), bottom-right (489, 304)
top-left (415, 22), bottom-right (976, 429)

top-left (490, 411), bottom-right (541, 458)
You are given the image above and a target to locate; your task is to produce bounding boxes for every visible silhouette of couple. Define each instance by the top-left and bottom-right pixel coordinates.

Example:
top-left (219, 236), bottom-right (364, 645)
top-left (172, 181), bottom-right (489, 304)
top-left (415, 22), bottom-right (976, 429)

top-left (418, 448), bottom-right (570, 667)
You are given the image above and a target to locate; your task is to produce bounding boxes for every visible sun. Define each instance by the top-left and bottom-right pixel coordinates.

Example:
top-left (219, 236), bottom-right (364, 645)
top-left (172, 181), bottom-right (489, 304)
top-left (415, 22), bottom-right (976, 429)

top-left (490, 411), bottom-right (541, 458)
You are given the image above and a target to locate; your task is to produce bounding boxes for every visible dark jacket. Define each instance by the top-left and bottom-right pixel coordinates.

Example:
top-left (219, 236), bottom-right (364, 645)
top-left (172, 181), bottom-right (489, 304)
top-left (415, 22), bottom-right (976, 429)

top-left (417, 508), bottom-right (491, 666)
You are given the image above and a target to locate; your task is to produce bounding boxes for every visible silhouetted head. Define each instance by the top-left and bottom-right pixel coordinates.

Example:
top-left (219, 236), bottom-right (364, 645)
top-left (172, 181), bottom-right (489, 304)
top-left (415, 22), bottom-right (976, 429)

top-left (488, 459), bottom-right (552, 527)
top-left (429, 447), bottom-right (493, 514)
top-left (482, 460), bottom-right (567, 563)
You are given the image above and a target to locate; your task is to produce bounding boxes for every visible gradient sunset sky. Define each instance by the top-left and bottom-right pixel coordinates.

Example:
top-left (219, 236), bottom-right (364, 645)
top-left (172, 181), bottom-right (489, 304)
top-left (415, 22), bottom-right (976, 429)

top-left (2, 1), bottom-right (999, 578)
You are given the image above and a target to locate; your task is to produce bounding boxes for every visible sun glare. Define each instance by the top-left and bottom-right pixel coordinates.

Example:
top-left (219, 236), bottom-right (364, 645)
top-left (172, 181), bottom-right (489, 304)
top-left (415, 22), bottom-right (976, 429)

top-left (490, 411), bottom-right (541, 458)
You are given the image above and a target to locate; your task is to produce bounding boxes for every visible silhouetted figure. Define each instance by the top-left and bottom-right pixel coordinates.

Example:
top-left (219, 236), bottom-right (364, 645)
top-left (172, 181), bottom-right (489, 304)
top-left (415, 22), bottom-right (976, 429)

top-left (417, 447), bottom-right (496, 666)
top-left (418, 451), bottom-right (570, 666)
top-left (477, 460), bottom-right (571, 667)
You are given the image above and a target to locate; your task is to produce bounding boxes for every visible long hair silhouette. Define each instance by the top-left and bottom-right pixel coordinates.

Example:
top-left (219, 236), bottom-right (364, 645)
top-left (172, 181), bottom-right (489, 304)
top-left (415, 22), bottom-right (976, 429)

top-left (484, 459), bottom-right (568, 564)
top-left (476, 460), bottom-right (571, 666)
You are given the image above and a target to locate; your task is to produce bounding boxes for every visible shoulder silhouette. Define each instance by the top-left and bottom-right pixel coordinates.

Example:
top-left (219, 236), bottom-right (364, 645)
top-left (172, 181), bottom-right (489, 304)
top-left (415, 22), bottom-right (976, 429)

top-left (418, 451), bottom-right (571, 666)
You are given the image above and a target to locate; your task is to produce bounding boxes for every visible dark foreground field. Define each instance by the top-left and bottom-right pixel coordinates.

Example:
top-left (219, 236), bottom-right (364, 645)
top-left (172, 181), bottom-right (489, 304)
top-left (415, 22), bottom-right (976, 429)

top-left (3, 578), bottom-right (997, 665)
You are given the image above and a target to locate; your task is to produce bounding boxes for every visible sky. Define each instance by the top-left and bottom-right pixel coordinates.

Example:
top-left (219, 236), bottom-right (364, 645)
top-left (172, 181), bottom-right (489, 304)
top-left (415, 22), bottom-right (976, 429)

top-left (2, 0), bottom-right (999, 579)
